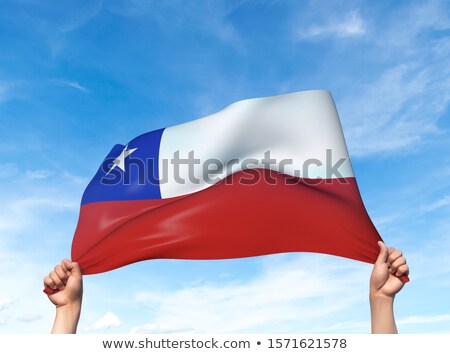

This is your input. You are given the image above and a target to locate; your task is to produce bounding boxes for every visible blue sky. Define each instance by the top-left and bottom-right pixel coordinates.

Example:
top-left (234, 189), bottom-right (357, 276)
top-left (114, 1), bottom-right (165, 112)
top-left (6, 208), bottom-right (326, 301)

top-left (1, 0), bottom-right (450, 333)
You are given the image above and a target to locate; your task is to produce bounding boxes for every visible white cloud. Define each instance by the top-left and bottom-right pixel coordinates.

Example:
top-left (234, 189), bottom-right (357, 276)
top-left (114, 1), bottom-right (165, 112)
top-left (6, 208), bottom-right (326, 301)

top-left (0, 196), bottom-right (78, 232)
top-left (373, 0), bottom-right (450, 51)
top-left (420, 196), bottom-right (450, 213)
top-left (0, 247), bottom-right (58, 332)
top-left (0, 163), bottom-right (82, 237)
top-left (0, 164), bottom-right (18, 179)
top-left (60, 1), bottom-right (103, 32)
top-left (107, 0), bottom-right (243, 49)
top-left (50, 79), bottom-right (89, 93)
top-left (0, 298), bottom-right (13, 311)
top-left (309, 313), bottom-right (450, 332)
top-left (0, 80), bottom-right (28, 104)
top-left (308, 319), bottom-right (371, 333)
top-left (84, 312), bottom-right (122, 331)
top-left (340, 64), bottom-right (440, 156)
top-left (24, 170), bottom-right (52, 180)
top-left (62, 172), bottom-right (89, 186)
top-left (134, 255), bottom-right (371, 333)
top-left (287, 1), bottom-right (450, 157)
top-left (398, 314), bottom-right (450, 325)
top-left (0, 162), bottom-right (87, 332)
top-left (337, 2), bottom-right (450, 157)
top-left (16, 314), bottom-right (43, 322)
top-left (297, 11), bottom-right (366, 40)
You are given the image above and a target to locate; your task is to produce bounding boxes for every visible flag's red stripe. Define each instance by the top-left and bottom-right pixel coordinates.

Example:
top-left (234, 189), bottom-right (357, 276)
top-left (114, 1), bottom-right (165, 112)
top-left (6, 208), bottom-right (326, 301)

top-left (72, 169), bottom-right (382, 275)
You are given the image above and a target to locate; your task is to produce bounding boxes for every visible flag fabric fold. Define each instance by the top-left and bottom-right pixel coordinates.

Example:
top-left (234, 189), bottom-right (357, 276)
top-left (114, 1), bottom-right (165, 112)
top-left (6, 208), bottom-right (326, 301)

top-left (71, 90), bottom-right (382, 275)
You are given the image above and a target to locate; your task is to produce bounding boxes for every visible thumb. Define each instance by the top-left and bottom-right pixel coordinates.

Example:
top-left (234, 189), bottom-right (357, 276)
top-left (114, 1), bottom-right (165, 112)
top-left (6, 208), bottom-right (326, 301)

top-left (375, 241), bottom-right (388, 264)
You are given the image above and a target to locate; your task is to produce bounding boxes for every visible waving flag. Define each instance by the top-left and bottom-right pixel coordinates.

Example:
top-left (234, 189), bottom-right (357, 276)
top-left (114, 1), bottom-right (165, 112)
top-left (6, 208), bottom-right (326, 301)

top-left (71, 90), bottom-right (383, 275)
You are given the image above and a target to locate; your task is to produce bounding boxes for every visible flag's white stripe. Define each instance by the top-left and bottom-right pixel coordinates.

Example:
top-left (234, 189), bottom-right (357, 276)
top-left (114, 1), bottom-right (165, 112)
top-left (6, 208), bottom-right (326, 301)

top-left (159, 90), bottom-right (353, 199)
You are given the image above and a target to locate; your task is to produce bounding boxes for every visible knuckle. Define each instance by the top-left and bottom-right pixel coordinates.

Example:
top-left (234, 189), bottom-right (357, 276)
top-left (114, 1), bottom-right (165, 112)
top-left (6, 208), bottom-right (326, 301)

top-left (50, 275), bottom-right (61, 284)
top-left (390, 251), bottom-right (401, 261)
top-left (394, 258), bottom-right (404, 266)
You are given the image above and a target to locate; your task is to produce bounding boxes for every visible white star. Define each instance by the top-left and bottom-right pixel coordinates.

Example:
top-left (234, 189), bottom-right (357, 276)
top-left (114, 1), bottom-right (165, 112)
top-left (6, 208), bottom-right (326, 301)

top-left (107, 145), bottom-right (138, 175)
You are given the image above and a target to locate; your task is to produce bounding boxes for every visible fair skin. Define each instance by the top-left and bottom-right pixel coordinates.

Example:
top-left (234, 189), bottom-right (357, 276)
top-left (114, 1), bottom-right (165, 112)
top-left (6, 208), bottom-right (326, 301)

top-left (43, 259), bottom-right (83, 334)
top-left (370, 241), bottom-right (409, 334)
top-left (45, 243), bottom-right (408, 334)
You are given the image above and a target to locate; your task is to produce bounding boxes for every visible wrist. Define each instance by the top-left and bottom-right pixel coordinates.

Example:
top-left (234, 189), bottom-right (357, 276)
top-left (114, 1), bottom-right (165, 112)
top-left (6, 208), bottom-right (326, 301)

top-left (370, 292), bottom-right (395, 303)
top-left (52, 301), bottom-right (81, 334)
top-left (56, 301), bottom-right (81, 314)
top-left (370, 294), bottom-right (395, 313)
top-left (369, 293), bottom-right (397, 334)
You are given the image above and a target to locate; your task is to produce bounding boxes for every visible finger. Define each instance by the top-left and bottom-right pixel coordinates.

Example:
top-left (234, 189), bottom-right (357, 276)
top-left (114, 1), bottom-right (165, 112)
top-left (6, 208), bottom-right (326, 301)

top-left (63, 260), bottom-right (82, 278)
top-left (375, 241), bottom-right (389, 264)
top-left (387, 249), bottom-right (402, 266)
top-left (49, 271), bottom-right (65, 291)
top-left (54, 265), bottom-right (68, 283)
top-left (61, 260), bottom-right (71, 277)
top-left (387, 247), bottom-right (396, 266)
top-left (44, 276), bottom-right (57, 290)
top-left (60, 260), bottom-right (69, 273)
top-left (389, 256), bottom-right (406, 274)
top-left (396, 264), bottom-right (409, 277)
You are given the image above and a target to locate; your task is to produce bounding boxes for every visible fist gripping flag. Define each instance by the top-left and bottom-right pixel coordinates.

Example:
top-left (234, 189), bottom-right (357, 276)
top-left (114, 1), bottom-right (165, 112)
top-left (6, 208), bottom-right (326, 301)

top-left (72, 90), bottom-right (382, 274)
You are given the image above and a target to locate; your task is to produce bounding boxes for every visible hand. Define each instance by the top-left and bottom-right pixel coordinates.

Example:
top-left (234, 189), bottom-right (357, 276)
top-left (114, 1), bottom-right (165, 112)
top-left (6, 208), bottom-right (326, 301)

top-left (44, 259), bottom-right (83, 308)
top-left (370, 241), bottom-right (409, 299)
top-left (44, 259), bottom-right (83, 333)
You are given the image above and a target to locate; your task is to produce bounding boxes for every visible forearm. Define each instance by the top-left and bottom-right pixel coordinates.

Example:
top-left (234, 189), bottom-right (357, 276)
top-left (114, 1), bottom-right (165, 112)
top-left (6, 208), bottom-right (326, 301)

top-left (51, 302), bottom-right (81, 334)
top-left (370, 294), bottom-right (397, 334)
